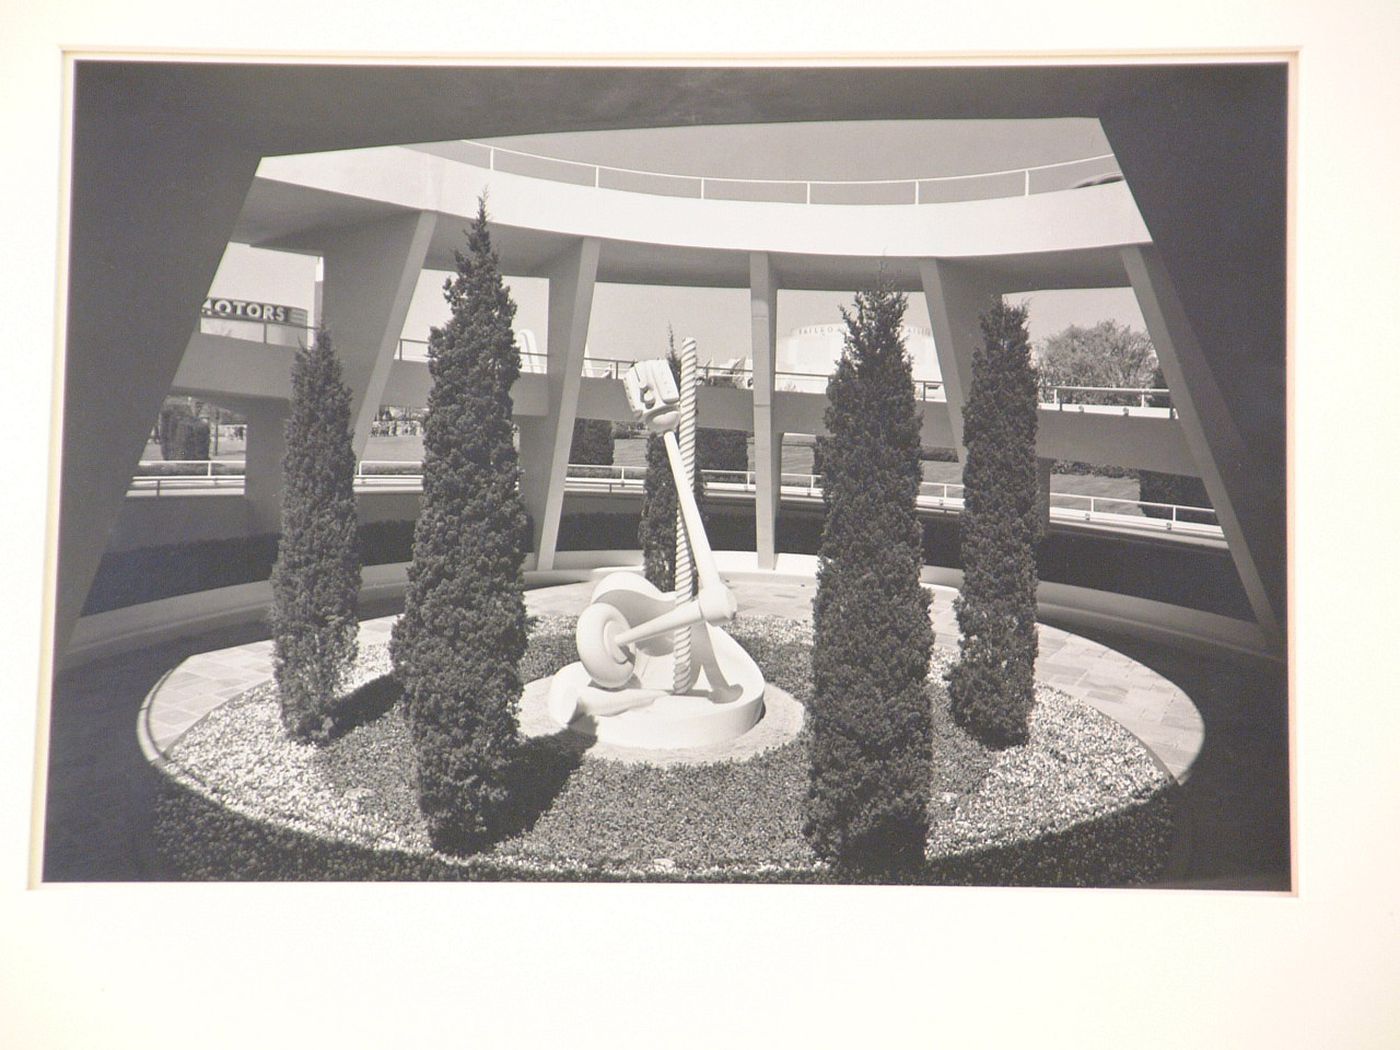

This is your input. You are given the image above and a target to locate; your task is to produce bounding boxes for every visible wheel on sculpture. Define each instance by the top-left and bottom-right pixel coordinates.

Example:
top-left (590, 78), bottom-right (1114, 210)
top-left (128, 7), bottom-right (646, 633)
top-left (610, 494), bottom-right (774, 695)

top-left (576, 602), bottom-right (635, 688)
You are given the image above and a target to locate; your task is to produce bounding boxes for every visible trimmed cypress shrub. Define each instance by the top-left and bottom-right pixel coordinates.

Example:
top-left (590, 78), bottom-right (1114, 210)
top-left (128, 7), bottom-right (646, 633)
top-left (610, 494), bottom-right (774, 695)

top-left (697, 427), bottom-right (748, 473)
top-left (637, 346), bottom-right (705, 592)
top-left (814, 435), bottom-right (952, 476)
top-left (696, 369), bottom-right (751, 475)
top-left (269, 329), bottom-right (361, 743)
top-left (638, 349), bottom-right (682, 591)
top-left (947, 300), bottom-right (1042, 747)
top-left (158, 401), bottom-right (211, 461)
top-left (389, 200), bottom-right (529, 853)
top-left (805, 284), bottom-right (933, 874)
top-left (569, 418), bottom-right (615, 466)
top-left (1138, 469), bottom-right (1213, 524)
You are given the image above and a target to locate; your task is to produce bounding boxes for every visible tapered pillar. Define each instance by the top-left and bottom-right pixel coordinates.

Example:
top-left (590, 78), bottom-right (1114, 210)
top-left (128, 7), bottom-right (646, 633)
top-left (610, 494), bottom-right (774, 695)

top-left (919, 259), bottom-right (1003, 466)
top-left (1036, 457), bottom-right (1054, 532)
top-left (1122, 244), bottom-right (1282, 645)
top-left (749, 253), bottom-right (780, 569)
top-left (240, 399), bottom-right (290, 534)
top-left (318, 210), bottom-right (438, 457)
top-left (55, 118), bottom-right (262, 660)
top-left (674, 338), bottom-right (698, 690)
top-left (519, 237), bottom-right (600, 569)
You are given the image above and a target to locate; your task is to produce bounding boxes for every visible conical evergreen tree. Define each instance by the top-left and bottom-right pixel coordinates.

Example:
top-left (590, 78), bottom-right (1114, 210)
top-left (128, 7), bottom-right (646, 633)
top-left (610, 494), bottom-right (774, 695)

top-left (569, 418), bottom-right (614, 466)
top-left (638, 347), bottom-right (681, 592)
top-left (637, 333), bottom-right (705, 594)
top-left (805, 283), bottom-right (933, 874)
top-left (390, 200), bottom-right (529, 852)
top-left (639, 409), bottom-right (679, 591)
top-left (269, 328), bottom-right (361, 743)
top-left (947, 300), bottom-right (1042, 747)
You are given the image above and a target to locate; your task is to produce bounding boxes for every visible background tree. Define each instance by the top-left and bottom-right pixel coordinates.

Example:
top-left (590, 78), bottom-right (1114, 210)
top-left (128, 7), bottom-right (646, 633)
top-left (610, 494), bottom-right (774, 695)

top-left (157, 399), bottom-right (211, 461)
top-left (639, 400), bottom-right (678, 590)
top-left (569, 418), bottom-right (614, 466)
top-left (1037, 320), bottom-right (1156, 405)
top-left (389, 200), bottom-right (529, 853)
top-left (638, 334), bottom-right (705, 592)
top-left (806, 283), bottom-right (933, 874)
top-left (948, 300), bottom-right (1041, 747)
top-left (696, 370), bottom-right (750, 475)
top-left (269, 328), bottom-right (361, 743)
top-left (696, 427), bottom-right (748, 474)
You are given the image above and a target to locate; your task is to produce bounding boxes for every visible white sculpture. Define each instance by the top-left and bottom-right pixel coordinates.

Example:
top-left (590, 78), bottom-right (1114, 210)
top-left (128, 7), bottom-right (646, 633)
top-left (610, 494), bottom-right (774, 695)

top-left (546, 345), bottom-right (767, 749)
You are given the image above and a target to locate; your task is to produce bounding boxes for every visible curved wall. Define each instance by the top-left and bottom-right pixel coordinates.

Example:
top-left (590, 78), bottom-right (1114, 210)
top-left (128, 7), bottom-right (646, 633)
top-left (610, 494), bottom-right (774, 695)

top-left (64, 551), bottom-right (1272, 675)
top-left (254, 146), bottom-right (1150, 272)
top-left (173, 337), bottom-right (1198, 475)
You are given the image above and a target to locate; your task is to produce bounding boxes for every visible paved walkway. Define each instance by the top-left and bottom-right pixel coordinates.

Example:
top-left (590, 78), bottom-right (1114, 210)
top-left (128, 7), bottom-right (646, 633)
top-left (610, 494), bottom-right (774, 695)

top-left (43, 580), bottom-right (1292, 886)
top-left (140, 579), bottom-right (1204, 783)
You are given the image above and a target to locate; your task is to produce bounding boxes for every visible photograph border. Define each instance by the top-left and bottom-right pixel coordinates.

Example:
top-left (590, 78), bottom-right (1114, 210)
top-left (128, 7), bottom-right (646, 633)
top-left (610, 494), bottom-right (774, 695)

top-left (5, 3), bottom-right (1396, 1045)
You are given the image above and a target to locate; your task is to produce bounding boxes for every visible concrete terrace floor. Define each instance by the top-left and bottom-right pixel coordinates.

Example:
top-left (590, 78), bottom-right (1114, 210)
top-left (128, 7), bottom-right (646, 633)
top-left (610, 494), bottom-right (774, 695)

top-left (38, 584), bottom-right (1289, 888)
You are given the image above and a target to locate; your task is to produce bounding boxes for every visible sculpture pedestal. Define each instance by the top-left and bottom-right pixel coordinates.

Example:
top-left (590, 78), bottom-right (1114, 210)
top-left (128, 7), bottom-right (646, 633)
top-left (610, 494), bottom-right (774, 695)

top-left (546, 625), bottom-right (765, 750)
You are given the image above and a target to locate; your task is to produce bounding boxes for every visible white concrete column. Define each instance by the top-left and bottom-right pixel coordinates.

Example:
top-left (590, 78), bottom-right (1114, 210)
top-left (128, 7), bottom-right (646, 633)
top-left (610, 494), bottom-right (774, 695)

top-left (319, 210), bottom-right (438, 458)
top-left (1122, 244), bottom-right (1282, 645)
top-left (519, 237), bottom-right (600, 569)
top-left (919, 259), bottom-right (1002, 466)
top-left (240, 399), bottom-right (291, 534)
top-left (749, 252), bottom-right (780, 569)
top-left (675, 337), bottom-right (698, 690)
top-left (53, 123), bottom-right (265, 661)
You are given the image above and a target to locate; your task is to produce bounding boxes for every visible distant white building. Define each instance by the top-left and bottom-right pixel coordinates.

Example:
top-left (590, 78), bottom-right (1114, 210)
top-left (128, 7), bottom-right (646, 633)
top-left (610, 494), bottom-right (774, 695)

top-left (713, 323), bottom-right (941, 394)
top-left (780, 322), bottom-right (940, 384)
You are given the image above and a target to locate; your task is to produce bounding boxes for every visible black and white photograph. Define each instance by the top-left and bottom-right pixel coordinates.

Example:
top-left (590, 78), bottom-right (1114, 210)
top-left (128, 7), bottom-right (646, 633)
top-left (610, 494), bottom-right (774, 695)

top-left (5, 3), bottom-right (1399, 1047)
top-left (39, 58), bottom-right (1290, 890)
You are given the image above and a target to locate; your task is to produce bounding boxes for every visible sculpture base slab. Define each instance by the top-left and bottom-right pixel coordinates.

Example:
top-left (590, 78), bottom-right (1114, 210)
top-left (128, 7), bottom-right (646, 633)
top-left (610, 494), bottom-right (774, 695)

top-left (519, 675), bottom-right (803, 768)
top-left (545, 661), bottom-right (764, 750)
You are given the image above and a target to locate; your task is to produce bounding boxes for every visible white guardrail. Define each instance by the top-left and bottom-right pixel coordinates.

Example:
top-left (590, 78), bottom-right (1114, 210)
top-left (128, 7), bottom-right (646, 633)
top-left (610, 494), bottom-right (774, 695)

top-left (458, 139), bottom-right (1123, 206)
top-left (207, 327), bottom-right (1175, 416)
top-left (198, 317), bottom-right (1178, 415)
top-left (128, 461), bottom-right (1220, 537)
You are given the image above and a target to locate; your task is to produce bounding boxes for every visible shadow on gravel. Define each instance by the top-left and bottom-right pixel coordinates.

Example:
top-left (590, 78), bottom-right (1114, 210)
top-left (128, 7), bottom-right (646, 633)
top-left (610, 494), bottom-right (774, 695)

top-left (324, 674), bottom-right (403, 742)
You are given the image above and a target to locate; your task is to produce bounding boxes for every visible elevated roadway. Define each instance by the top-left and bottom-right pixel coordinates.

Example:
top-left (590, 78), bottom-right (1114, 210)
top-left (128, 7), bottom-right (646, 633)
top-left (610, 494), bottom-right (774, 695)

top-left (56, 63), bottom-right (1287, 660)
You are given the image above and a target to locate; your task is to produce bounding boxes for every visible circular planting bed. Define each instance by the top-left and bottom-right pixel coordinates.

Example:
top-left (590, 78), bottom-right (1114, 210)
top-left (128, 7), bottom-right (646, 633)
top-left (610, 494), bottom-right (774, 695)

top-left (153, 615), bottom-right (1176, 885)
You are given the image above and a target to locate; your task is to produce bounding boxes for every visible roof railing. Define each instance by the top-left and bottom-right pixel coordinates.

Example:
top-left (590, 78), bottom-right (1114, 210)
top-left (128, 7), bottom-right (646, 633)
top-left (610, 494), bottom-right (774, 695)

top-left (126, 460), bottom-right (1220, 536)
top-left (206, 327), bottom-right (1179, 415)
top-left (468, 139), bottom-right (1121, 206)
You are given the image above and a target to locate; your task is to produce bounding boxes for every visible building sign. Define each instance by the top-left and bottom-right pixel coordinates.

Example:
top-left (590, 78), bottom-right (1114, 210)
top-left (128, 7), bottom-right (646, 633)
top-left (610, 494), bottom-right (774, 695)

top-left (201, 297), bottom-right (308, 326)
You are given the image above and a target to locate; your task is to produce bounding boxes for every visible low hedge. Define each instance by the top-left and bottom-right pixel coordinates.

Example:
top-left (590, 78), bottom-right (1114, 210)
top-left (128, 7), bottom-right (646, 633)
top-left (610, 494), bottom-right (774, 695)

top-left (1053, 460), bottom-right (1138, 480)
top-left (357, 463), bottom-right (422, 477)
top-left (1138, 470), bottom-right (1214, 525)
top-left (133, 460), bottom-right (245, 478)
top-left (920, 446), bottom-right (959, 463)
top-left (564, 464), bottom-right (621, 480)
top-left (84, 520), bottom-right (421, 615)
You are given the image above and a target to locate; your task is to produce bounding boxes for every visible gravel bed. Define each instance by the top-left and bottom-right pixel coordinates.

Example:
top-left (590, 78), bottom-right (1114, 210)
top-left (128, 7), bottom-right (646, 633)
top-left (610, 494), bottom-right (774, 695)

top-left (155, 614), bottom-right (1174, 884)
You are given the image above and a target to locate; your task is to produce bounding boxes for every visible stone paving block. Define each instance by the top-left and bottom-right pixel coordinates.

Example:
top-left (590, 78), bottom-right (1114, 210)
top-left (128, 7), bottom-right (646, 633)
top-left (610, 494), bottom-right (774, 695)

top-left (1036, 662), bottom-right (1088, 682)
top-left (1087, 687), bottom-right (1129, 704)
top-left (161, 671), bottom-right (207, 689)
top-left (1160, 705), bottom-right (1206, 732)
top-left (1118, 698), bottom-right (1165, 724)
